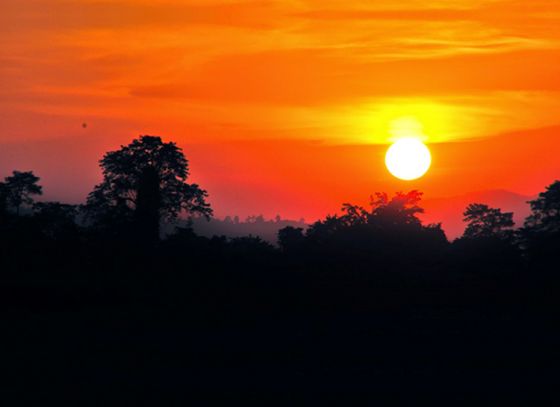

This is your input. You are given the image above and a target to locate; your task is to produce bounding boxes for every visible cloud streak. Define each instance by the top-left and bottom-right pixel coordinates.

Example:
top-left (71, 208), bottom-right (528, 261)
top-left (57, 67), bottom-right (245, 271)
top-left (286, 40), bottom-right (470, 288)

top-left (2, 0), bottom-right (560, 145)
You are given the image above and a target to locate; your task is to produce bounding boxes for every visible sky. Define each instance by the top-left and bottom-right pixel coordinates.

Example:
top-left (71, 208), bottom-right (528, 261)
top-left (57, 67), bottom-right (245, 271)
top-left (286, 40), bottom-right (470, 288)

top-left (2, 0), bottom-right (560, 225)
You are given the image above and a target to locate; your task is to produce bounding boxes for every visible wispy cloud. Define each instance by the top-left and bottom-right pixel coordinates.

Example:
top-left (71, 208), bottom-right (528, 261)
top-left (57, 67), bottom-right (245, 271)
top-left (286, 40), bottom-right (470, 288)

top-left (2, 0), bottom-right (560, 145)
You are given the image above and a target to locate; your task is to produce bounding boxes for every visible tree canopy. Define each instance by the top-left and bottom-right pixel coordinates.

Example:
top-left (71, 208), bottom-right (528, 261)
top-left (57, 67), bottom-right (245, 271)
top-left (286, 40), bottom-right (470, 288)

top-left (85, 135), bottom-right (212, 239)
top-left (524, 180), bottom-right (560, 234)
top-left (462, 203), bottom-right (514, 239)
top-left (287, 190), bottom-right (447, 264)
top-left (1, 171), bottom-right (43, 215)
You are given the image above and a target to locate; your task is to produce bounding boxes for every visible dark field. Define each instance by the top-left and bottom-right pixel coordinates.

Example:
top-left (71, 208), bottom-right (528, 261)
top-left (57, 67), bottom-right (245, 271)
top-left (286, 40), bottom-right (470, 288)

top-left (2, 240), bottom-right (559, 404)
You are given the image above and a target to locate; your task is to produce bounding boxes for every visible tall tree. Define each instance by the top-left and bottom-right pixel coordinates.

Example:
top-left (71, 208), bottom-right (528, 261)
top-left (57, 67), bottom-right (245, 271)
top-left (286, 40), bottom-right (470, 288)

top-left (85, 135), bottom-right (212, 241)
top-left (462, 203), bottom-right (514, 239)
top-left (3, 171), bottom-right (43, 215)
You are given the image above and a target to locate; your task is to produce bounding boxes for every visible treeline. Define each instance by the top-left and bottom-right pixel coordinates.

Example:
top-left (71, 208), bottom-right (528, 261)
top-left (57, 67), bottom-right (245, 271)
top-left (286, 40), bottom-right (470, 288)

top-left (0, 135), bottom-right (559, 278)
top-left (188, 215), bottom-right (307, 244)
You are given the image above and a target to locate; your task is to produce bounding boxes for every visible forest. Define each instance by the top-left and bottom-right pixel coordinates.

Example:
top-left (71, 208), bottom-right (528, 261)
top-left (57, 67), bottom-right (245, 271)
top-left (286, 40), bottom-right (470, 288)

top-left (1, 135), bottom-right (559, 403)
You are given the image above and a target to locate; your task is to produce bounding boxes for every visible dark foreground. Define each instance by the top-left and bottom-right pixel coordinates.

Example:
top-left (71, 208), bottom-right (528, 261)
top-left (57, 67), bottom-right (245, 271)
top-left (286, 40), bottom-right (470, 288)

top-left (2, 136), bottom-right (560, 403)
top-left (2, 242), bottom-right (559, 405)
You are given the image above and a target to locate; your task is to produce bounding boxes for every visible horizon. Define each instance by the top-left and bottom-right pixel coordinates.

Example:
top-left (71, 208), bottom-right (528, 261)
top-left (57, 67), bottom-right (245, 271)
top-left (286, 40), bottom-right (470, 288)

top-left (0, 134), bottom-right (554, 226)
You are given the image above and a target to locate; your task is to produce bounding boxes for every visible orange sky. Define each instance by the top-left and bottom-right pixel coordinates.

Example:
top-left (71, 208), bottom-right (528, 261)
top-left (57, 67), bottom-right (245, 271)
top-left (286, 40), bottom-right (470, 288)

top-left (2, 0), bottom-right (560, 223)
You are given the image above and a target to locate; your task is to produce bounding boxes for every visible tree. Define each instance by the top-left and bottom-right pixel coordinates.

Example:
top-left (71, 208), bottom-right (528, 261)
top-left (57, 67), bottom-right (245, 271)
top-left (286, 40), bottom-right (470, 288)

top-left (3, 171), bottom-right (43, 215)
top-left (369, 190), bottom-right (424, 227)
top-left (278, 226), bottom-right (305, 253)
top-left (521, 181), bottom-right (560, 265)
top-left (524, 180), bottom-right (560, 233)
top-left (84, 135), bottom-right (212, 241)
top-left (340, 203), bottom-right (369, 226)
top-left (246, 215), bottom-right (265, 224)
top-left (306, 191), bottom-right (427, 242)
top-left (306, 214), bottom-right (345, 242)
top-left (300, 191), bottom-right (448, 268)
top-left (454, 204), bottom-right (520, 271)
top-left (462, 203), bottom-right (514, 239)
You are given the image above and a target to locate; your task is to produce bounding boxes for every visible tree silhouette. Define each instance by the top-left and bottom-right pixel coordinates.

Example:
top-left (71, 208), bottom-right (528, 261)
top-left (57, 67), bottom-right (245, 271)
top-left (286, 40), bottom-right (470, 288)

top-left (462, 203), bottom-right (514, 239)
top-left (451, 203), bottom-right (520, 272)
top-left (306, 191), bottom-right (428, 241)
top-left (84, 135), bottom-right (212, 241)
top-left (301, 191), bottom-right (448, 267)
top-left (3, 171), bottom-right (43, 215)
top-left (524, 180), bottom-right (560, 233)
top-left (305, 214), bottom-right (346, 242)
top-left (521, 180), bottom-right (560, 265)
top-left (278, 226), bottom-right (305, 253)
top-left (340, 203), bottom-right (369, 226)
top-left (305, 191), bottom-right (426, 241)
top-left (369, 190), bottom-right (424, 227)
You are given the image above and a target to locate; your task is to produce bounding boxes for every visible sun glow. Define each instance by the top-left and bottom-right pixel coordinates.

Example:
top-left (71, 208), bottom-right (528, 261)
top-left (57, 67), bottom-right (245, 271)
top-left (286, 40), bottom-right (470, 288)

top-left (371, 101), bottom-right (454, 144)
top-left (385, 137), bottom-right (432, 181)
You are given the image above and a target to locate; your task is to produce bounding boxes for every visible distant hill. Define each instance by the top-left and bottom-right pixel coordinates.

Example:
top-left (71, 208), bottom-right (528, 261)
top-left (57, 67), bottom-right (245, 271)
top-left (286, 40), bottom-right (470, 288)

top-left (422, 190), bottom-right (534, 240)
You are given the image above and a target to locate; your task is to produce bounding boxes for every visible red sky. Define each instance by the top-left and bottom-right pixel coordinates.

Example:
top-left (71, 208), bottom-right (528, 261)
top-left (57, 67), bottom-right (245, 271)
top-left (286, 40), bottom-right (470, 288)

top-left (2, 0), bottom-right (560, 228)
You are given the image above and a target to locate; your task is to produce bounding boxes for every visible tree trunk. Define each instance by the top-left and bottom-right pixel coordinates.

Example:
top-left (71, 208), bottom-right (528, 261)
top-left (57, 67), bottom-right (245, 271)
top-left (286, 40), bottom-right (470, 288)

top-left (135, 167), bottom-right (161, 244)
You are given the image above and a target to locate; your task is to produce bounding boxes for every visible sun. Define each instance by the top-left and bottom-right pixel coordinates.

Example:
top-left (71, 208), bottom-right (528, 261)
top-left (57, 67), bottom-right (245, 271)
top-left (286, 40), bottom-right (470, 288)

top-left (385, 138), bottom-right (432, 181)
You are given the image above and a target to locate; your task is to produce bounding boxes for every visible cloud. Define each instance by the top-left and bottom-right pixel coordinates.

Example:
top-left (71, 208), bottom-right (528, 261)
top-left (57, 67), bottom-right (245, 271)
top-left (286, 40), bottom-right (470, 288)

top-left (3, 0), bottom-right (560, 148)
top-left (127, 46), bottom-right (560, 108)
top-left (2, 0), bottom-right (280, 31)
